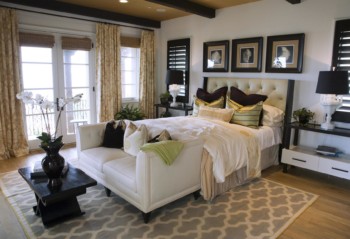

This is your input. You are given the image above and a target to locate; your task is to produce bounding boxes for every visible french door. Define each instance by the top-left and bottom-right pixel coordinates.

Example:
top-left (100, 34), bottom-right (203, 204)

top-left (20, 35), bottom-right (96, 149)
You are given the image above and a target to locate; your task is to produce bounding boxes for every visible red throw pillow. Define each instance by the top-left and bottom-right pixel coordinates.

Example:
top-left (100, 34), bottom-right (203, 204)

top-left (230, 86), bottom-right (267, 106)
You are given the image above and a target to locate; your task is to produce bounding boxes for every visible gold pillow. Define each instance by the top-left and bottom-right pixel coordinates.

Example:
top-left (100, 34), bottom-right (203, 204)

top-left (198, 105), bottom-right (234, 122)
top-left (227, 98), bottom-right (263, 128)
top-left (192, 96), bottom-right (225, 116)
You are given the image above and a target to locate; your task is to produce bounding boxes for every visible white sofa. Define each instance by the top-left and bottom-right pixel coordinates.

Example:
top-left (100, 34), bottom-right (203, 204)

top-left (76, 122), bottom-right (204, 223)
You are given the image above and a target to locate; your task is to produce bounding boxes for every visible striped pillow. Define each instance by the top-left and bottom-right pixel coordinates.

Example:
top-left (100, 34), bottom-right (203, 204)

top-left (192, 96), bottom-right (225, 116)
top-left (227, 98), bottom-right (263, 128)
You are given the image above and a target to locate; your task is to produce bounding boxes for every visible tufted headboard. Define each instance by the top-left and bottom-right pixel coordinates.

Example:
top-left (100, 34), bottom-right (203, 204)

top-left (203, 77), bottom-right (295, 157)
top-left (203, 77), bottom-right (294, 112)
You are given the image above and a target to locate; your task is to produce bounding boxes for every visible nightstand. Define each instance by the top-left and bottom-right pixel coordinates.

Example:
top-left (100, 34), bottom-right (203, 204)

top-left (154, 104), bottom-right (193, 118)
top-left (282, 122), bottom-right (350, 180)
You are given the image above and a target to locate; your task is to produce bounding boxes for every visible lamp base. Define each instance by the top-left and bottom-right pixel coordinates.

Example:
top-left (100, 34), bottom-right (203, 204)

top-left (321, 122), bottom-right (335, 130)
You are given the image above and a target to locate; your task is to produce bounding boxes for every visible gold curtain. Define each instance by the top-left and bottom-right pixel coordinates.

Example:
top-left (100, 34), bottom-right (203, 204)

top-left (95, 23), bottom-right (122, 122)
top-left (139, 30), bottom-right (155, 119)
top-left (0, 7), bottom-right (29, 160)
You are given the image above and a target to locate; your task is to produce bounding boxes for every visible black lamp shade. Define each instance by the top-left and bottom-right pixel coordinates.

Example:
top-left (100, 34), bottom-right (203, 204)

top-left (166, 70), bottom-right (183, 85)
top-left (316, 71), bottom-right (349, 94)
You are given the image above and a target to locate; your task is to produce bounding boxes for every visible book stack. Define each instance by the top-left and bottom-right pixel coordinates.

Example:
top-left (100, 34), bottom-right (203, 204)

top-left (30, 161), bottom-right (69, 179)
top-left (315, 145), bottom-right (337, 156)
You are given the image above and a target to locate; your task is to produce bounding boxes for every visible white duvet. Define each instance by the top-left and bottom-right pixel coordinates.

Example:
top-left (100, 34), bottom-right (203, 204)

top-left (131, 116), bottom-right (280, 183)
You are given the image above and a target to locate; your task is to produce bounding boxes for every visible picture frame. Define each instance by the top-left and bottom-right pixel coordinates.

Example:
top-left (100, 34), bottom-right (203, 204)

top-left (231, 37), bottom-right (263, 72)
top-left (203, 40), bottom-right (229, 72)
top-left (265, 33), bottom-right (305, 73)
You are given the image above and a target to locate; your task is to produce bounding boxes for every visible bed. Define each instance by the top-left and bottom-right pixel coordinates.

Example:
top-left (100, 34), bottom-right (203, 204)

top-left (199, 77), bottom-right (294, 200)
top-left (110, 77), bottom-right (294, 202)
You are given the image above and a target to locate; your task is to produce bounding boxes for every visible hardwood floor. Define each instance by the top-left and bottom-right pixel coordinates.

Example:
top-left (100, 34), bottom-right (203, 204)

top-left (1, 147), bottom-right (350, 238)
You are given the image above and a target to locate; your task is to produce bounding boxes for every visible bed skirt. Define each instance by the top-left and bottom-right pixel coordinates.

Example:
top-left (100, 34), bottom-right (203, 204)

top-left (201, 145), bottom-right (279, 201)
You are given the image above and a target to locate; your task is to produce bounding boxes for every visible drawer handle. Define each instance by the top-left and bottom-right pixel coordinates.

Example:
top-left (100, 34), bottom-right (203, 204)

top-left (292, 158), bottom-right (306, 163)
top-left (331, 167), bottom-right (349, 173)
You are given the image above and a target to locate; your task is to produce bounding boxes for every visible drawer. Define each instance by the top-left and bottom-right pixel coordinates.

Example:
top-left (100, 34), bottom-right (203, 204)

top-left (282, 148), bottom-right (319, 170)
top-left (318, 157), bottom-right (350, 180)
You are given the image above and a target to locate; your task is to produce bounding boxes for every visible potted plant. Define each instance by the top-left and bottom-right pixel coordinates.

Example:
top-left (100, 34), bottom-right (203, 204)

top-left (293, 107), bottom-right (315, 125)
top-left (159, 91), bottom-right (170, 105)
top-left (115, 104), bottom-right (145, 121)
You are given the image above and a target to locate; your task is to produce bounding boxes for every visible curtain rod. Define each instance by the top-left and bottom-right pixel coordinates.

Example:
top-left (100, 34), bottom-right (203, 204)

top-left (5, 5), bottom-right (155, 32)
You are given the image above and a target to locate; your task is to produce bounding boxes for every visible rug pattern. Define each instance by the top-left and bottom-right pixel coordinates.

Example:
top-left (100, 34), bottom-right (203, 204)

top-left (0, 171), bottom-right (318, 239)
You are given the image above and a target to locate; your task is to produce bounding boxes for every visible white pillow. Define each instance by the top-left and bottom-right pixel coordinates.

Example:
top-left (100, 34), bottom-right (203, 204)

top-left (198, 105), bottom-right (234, 123)
top-left (262, 104), bottom-right (285, 127)
top-left (124, 122), bottom-right (148, 156)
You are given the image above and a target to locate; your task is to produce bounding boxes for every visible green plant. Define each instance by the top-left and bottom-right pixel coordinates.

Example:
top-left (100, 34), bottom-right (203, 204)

top-left (160, 91), bottom-right (170, 105)
top-left (115, 104), bottom-right (145, 121)
top-left (293, 107), bottom-right (315, 125)
top-left (160, 111), bottom-right (172, 118)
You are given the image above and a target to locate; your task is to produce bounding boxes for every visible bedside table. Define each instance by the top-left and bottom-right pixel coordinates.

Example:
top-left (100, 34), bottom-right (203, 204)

top-left (154, 104), bottom-right (193, 118)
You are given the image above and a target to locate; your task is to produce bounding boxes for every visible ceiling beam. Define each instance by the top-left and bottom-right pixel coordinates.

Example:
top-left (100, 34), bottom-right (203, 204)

top-left (286, 0), bottom-right (301, 4)
top-left (146, 0), bottom-right (215, 19)
top-left (0, 0), bottom-right (161, 28)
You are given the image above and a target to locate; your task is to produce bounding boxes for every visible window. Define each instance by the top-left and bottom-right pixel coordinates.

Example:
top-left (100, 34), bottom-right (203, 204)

top-left (331, 19), bottom-right (350, 122)
top-left (19, 32), bottom-right (95, 148)
top-left (121, 47), bottom-right (140, 102)
top-left (21, 46), bottom-right (55, 139)
top-left (167, 38), bottom-right (190, 103)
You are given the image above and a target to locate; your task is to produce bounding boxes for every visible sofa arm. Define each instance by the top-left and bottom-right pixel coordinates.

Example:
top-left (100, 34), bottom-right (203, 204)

top-left (76, 123), bottom-right (106, 151)
top-left (136, 137), bottom-right (204, 212)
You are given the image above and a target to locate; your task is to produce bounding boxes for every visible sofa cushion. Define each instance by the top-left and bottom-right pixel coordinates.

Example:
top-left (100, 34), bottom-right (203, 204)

top-left (124, 122), bottom-right (148, 156)
top-left (102, 120), bottom-right (126, 148)
top-left (103, 157), bottom-right (137, 193)
top-left (80, 147), bottom-right (132, 173)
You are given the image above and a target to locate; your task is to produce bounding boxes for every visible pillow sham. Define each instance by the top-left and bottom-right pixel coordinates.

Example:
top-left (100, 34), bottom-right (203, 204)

top-left (124, 122), bottom-right (148, 156)
top-left (148, 129), bottom-right (172, 143)
top-left (192, 96), bottom-right (225, 116)
top-left (102, 120), bottom-right (126, 148)
top-left (196, 86), bottom-right (228, 103)
top-left (227, 98), bottom-right (263, 129)
top-left (230, 86), bottom-right (267, 106)
top-left (262, 104), bottom-right (285, 127)
top-left (198, 105), bottom-right (234, 123)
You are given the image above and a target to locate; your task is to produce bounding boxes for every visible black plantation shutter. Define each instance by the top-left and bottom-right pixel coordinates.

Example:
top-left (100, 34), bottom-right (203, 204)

top-left (167, 38), bottom-right (190, 103)
top-left (332, 19), bottom-right (350, 122)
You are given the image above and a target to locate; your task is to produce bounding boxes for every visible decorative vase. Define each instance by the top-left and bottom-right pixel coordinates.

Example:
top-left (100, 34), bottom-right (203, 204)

top-left (40, 143), bottom-right (65, 188)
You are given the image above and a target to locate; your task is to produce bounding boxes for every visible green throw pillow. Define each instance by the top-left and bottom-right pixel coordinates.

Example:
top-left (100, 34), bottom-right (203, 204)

top-left (227, 98), bottom-right (263, 129)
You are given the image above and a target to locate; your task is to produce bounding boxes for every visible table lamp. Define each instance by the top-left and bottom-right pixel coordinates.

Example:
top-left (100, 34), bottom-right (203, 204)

top-left (166, 70), bottom-right (183, 107)
top-left (316, 71), bottom-right (349, 130)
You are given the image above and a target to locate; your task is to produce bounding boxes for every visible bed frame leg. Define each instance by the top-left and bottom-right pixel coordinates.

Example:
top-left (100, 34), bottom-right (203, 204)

top-left (142, 212), bottom-right (151, 224)
top-left (283, 164), bottom-right (288, 173)
top-left (105, 187), bottom-right (111, 197)
top-left (193, 190), bottom-right (201, 200)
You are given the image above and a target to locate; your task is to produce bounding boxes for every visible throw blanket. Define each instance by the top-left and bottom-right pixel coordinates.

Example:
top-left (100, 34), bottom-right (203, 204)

top-left (141, 140), bottom-right (184, 165)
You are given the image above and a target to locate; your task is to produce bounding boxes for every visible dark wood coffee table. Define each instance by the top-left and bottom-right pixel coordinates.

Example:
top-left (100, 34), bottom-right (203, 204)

top-left (18, 164), bottom-right (97, 227)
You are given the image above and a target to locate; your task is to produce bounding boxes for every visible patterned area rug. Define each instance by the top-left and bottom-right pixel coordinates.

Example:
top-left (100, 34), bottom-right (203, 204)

top-left (0, 171), bottom-right (318, 239)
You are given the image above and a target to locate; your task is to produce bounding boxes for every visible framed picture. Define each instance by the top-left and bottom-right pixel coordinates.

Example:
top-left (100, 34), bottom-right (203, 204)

top-left (203, 40), bottom-right (229, 72)
top-left (231, 37), bottom-right (263, 72)
top-left (265, 33), bottom-right (305, 73)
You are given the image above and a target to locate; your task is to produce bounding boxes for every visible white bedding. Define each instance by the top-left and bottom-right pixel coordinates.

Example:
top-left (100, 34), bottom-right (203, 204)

top-left (131, 116), bottom-right (281, 183)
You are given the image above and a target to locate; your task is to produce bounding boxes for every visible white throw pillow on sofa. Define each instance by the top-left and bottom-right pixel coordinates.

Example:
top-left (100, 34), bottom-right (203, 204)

top-left (124, 122), bottom-right (148, 156)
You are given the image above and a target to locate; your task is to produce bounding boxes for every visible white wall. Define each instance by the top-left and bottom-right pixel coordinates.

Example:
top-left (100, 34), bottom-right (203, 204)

top-left (158, 0), bottom-right (350, 152)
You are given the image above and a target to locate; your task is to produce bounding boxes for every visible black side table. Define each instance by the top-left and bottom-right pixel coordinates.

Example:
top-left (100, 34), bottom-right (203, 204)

top-left (18, 164), bottom-right (97, 227)
top-left (154, 104), bottom-right (193, 118)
